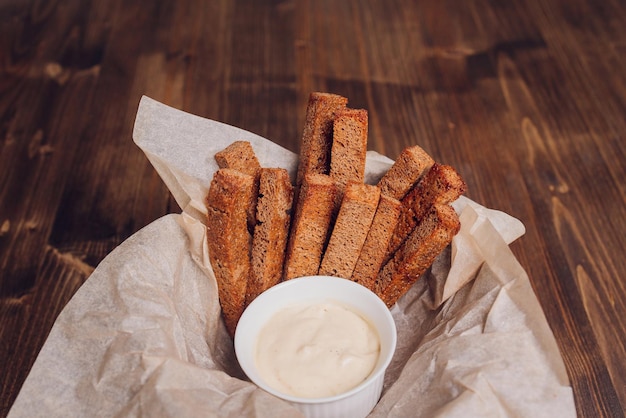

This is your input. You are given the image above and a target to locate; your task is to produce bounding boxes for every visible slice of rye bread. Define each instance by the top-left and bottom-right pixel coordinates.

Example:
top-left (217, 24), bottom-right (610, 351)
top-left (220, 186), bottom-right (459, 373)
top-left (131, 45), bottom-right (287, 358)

top-left (329, 108), bottom-right (368, 192)
top-left (215, 140), bottom-right (261, 175)
top-left (205, 168), bottom-right (255, 337)
top-left (376, 203), bottom-right (460, 308)
top-left (377, 145), bottom-right (435, 200)
top-left (350, 194), bottom-right (402, 289)
top-left (283, 173), bottom-right (340, 280)
top-left (214, 141), bottom-right (262, 231)
top-left (295, 92), bottom-right (348, 189)
top-left (384, 163), bottom-right (466, 263)
top-left (319, 183), bottom-right (380, 279)
top-left (247, 168), bottom-right (294, 305)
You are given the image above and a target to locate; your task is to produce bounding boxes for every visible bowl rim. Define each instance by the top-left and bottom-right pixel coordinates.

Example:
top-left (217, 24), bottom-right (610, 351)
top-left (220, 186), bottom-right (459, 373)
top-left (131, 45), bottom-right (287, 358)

top-left (234, 275), bottom-right (397, 405)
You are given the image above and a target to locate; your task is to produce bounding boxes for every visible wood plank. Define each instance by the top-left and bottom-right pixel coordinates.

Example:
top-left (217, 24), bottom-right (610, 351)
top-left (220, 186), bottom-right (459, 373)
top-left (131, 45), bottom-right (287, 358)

top-left (1, 0), bottom-right (626, 416)
top-left (0, 246), bottom-right (92, 416)
top-left (0, 2), bottom-right (102, 296)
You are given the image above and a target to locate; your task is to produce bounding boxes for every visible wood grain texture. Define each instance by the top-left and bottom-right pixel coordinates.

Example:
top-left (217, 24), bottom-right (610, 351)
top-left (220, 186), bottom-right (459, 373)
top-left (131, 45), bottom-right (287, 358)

top-left (1, 0), bottom-right (625, 416)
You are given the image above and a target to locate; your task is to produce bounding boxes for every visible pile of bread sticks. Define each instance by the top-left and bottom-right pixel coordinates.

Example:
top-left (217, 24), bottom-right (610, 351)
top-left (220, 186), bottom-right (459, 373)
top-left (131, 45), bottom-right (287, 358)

top-left (205, 92), bottom-right (466, 336)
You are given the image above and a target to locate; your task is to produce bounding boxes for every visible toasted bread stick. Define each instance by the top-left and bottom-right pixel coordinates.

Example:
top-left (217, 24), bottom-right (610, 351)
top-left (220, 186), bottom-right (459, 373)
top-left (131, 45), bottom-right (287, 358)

top-left (296, 93), bottom-right (348, 188)
top-left (215, 141), bottom-right (261, 175)
top-left (329, 108), bottom-right (368, 191)
top-left (247, 168), bottom-right (294, 304)
top-left (377, 145), bottom-right (434, 200)
top-left (319, 183), bottom-right (380, 278)
top-left (205, 168), bottom-right (255, 336)
top-left (215, 141), bottom-right (261, 231)
top-left (377, 204), bottom-right (460, 307)
top-left (351, 194), bottom-right (402, 289)
top-left (283, 173), bottom-right (340, 280)
top-left (385, 163), bottom-right (466, 263)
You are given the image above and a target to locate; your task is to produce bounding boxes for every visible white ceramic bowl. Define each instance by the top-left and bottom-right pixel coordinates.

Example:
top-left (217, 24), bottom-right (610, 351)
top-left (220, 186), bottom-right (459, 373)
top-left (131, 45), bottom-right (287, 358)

top-left (234, 275), bottom-right (397, 418)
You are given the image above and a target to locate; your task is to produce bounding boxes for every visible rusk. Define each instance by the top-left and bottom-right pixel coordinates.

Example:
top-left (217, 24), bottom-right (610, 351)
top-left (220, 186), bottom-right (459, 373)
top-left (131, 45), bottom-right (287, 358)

top-left (385, 163), bottom-right (466, 262)
top-left (377, 203), bottom-right (460, 307)
top-left (351, 194), bottom-right (402, 289)
top-left (377, 145), bottom-right (434, 200)
top-left (205, 168), bottom-right (255, 336)
top-left (296, 92), bottom-right (348, 188)
top-left (283, 173), bottom-right (339, 280)
top-left (319, 183), bottom-right (380, 278)
top-left (329, 108), bottom-right (368, 191)
top-left (214, 140), bottom-right (261, 231)
top-left (214, 140), bottom-right (261, 175)
top-left (247, 168), bottom-right (294, 304)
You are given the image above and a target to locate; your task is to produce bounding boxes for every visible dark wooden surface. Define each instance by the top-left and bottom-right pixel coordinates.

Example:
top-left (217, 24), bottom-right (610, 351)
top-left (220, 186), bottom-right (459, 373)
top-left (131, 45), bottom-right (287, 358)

top-left (1, 0), bottom-right (625, 416)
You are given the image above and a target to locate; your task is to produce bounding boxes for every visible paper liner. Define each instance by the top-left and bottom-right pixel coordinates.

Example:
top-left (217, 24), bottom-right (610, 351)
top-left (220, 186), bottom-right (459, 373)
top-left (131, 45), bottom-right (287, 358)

top-left (9, 96), bottom-right (575, 417)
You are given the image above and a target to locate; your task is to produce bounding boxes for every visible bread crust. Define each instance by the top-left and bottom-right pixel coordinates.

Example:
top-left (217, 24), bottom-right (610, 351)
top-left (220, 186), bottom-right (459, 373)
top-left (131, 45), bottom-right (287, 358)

top-left (283, 173), bottom-right (339, 280)
top-left (377, 204), bottom-right (460, 307)
top-left (319, 183), bottom-right (380, 279)
top-left (351, 194), bottom-right (402, 289)
top-left (205, 168), bottom-right (255, 336)
top-left (247, 168), bottom-right (294, 304)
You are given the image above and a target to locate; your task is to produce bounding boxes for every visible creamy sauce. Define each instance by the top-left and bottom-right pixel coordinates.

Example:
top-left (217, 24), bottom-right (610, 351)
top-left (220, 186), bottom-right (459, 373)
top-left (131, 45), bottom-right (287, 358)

top-left (255, 301), bottom-right (380, 398)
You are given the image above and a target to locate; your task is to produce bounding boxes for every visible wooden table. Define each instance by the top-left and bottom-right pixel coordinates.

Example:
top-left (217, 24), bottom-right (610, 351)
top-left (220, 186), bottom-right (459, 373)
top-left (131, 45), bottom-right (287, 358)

top-left (1, 0), bottom-right (624, 416)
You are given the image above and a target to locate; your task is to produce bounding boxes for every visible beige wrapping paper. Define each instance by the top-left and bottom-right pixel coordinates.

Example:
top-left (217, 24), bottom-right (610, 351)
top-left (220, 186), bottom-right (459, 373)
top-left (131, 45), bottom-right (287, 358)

top-left (8, 96), bottom-right (576, 417)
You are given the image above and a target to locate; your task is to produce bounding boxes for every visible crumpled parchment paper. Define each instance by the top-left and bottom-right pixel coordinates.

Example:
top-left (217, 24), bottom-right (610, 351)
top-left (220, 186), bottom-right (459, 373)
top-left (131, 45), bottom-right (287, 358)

top-left (8, 96), bottom-right (576, 417)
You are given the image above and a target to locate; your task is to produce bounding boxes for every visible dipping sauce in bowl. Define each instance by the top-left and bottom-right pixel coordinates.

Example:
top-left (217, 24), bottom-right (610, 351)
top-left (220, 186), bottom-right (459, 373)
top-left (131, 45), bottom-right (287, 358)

top-left (235, 275), bottom-right (397, 418)
top-left (255, 301), bottom-right (380, 398)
